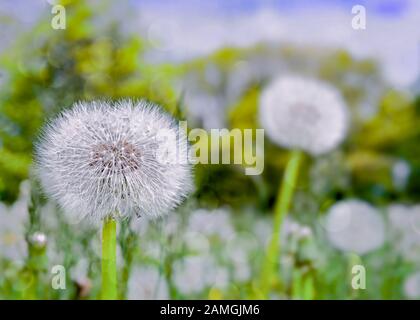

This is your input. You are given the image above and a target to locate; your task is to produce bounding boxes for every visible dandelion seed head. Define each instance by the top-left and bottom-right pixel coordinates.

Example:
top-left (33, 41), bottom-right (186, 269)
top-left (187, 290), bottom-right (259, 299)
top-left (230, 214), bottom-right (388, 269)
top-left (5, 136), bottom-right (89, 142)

top-left (325, 199), bottom-right (385, 255)
top-left (259, 75), bottom-right (349, 155)
top-left (35, 99), bottom-right (193, 223)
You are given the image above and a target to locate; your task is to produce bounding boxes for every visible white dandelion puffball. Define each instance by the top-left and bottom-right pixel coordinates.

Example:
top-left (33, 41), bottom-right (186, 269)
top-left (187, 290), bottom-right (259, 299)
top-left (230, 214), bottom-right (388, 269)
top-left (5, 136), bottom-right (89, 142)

top-left (325, 200), bottom-right (385, 255)
top-left (35, 100), bottom-right (192, 222)
top-left (259, 75), bottom-right (349, 155)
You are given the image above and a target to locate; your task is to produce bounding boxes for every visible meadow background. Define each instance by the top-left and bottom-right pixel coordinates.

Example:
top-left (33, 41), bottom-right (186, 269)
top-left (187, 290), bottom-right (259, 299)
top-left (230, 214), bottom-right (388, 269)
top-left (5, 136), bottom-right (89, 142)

top-left (0, 0), bottom-right (420, 299)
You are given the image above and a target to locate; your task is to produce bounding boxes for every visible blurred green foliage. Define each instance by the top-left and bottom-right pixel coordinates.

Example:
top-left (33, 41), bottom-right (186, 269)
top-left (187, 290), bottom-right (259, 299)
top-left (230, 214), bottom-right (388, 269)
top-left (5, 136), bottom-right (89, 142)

top-left (1, 0), bottom-right (419, 208)
top-left (0, 0), bottom-right (181, 202)
top-left (182, 43), bottom-right (420, 209)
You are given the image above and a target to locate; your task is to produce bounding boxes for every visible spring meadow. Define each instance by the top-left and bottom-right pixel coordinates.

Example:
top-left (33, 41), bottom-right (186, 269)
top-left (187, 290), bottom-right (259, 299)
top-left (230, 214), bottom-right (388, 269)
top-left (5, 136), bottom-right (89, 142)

top-left (0, 0), bottom-right (419, 302)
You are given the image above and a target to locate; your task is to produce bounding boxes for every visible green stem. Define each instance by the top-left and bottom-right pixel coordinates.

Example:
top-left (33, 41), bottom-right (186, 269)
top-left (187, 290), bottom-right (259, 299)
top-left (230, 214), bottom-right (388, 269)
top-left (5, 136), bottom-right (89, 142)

top-left (259, 149), bottom-right (303, 298)
top-left (101, 217), bottom-right (117, 300)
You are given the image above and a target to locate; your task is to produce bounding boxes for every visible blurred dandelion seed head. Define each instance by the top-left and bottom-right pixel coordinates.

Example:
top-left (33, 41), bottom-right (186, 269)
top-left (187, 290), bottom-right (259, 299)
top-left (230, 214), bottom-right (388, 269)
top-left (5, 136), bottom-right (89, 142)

top-left (259, 75), bottom-right (349, 155)
top-left (325, 199), bottom-right (385, 255)
top-left (187, 208), bottom-right (235, 241)
top-left (35, 99), bottom-right (193, 223)
top-left (173, 254), bottom-right (227, 295)
top-left (128, 266), bottom-right (169, 300)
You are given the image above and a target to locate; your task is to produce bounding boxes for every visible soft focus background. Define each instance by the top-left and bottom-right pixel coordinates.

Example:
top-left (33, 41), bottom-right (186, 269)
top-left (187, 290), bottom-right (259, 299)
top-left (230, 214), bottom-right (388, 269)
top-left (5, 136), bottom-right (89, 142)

top-left (1, 0), bottom-right (420, 299)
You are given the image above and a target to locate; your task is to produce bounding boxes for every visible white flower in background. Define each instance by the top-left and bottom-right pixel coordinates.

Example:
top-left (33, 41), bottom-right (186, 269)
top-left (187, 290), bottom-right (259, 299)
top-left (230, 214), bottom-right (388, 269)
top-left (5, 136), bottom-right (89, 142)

top-left (299, 226), bottom-right (313, 239)
top-left (46, 240), bottom-right (65, 266)
top-left (253, 216), bottom-right (312, 248)
top-left (142, 241), bottom-right (162, 261)
top-left (279, 218), bottom-right (315, 257)
top-left (160, 213), bottom-right (182, 237)
top-left (281, 218), bottom-right (304, 241)
top-left (39, 201), bottom-right (61, 230)
top-left (253, 218), bottom-right (272, 246)
top-left (229, 248), bottom-right (251, 282)
top-left (35, 100), bottom-right (192, 223)
top-left (0, 181), bottom-right (30, 263)
top-left (212, 266), bottom-right (229, 291)
top-left (70, 257), bottom-right (92, 298)
top-left (184, 231), bottom-right (210, 254)
top-left (404, 272), bottom-right (420, 299)
top-left (388, 204), bottom-right (420, 262)
top-left (172, 255), bottom-right (210, 295)
top-left (28, 231), bottom-right (47, 249)
top-left (224, 232), bottom-right (258, 282)
top-left (259, 75), bottom-right (349, 155)
top-left (325, 200), bottom-right (385, 255)
top-left (187, 208), bottom-right (234, 241)
top-left (173, 255), bottom-right (228, 295)
top-left (129, 216), bottom-right (150, 237)
top-left (392, 160), bottom-right (411, 191)
top-left (184, 92), bottom-right (225, 129)
top-left (127, 266), bottom-right (168, 300)
top-left (70, 258), bottom-right (89, 284)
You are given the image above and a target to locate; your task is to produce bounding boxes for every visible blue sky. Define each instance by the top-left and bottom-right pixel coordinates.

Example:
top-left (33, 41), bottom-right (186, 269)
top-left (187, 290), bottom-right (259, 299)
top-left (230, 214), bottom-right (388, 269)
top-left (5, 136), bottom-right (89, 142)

top-left (133, 0), bottom-right (419, 88)
top-left (132, 0), bottom-right (410, 17)
top-left (0, 0), bottom-right (418, 88)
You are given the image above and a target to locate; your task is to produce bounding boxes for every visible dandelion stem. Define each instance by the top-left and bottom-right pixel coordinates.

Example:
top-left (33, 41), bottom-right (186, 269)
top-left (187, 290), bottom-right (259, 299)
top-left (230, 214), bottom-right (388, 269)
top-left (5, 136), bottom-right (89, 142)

top-left (260, 149), bottom-right (303, 298)
top-left (101, 216), bottom-right (117, 300)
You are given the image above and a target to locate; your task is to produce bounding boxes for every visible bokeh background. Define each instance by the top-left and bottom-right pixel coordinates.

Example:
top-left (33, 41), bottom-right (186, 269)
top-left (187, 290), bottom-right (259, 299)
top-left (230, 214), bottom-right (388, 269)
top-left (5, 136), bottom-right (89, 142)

top-left (0, 0), bottom-right (419, 299)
